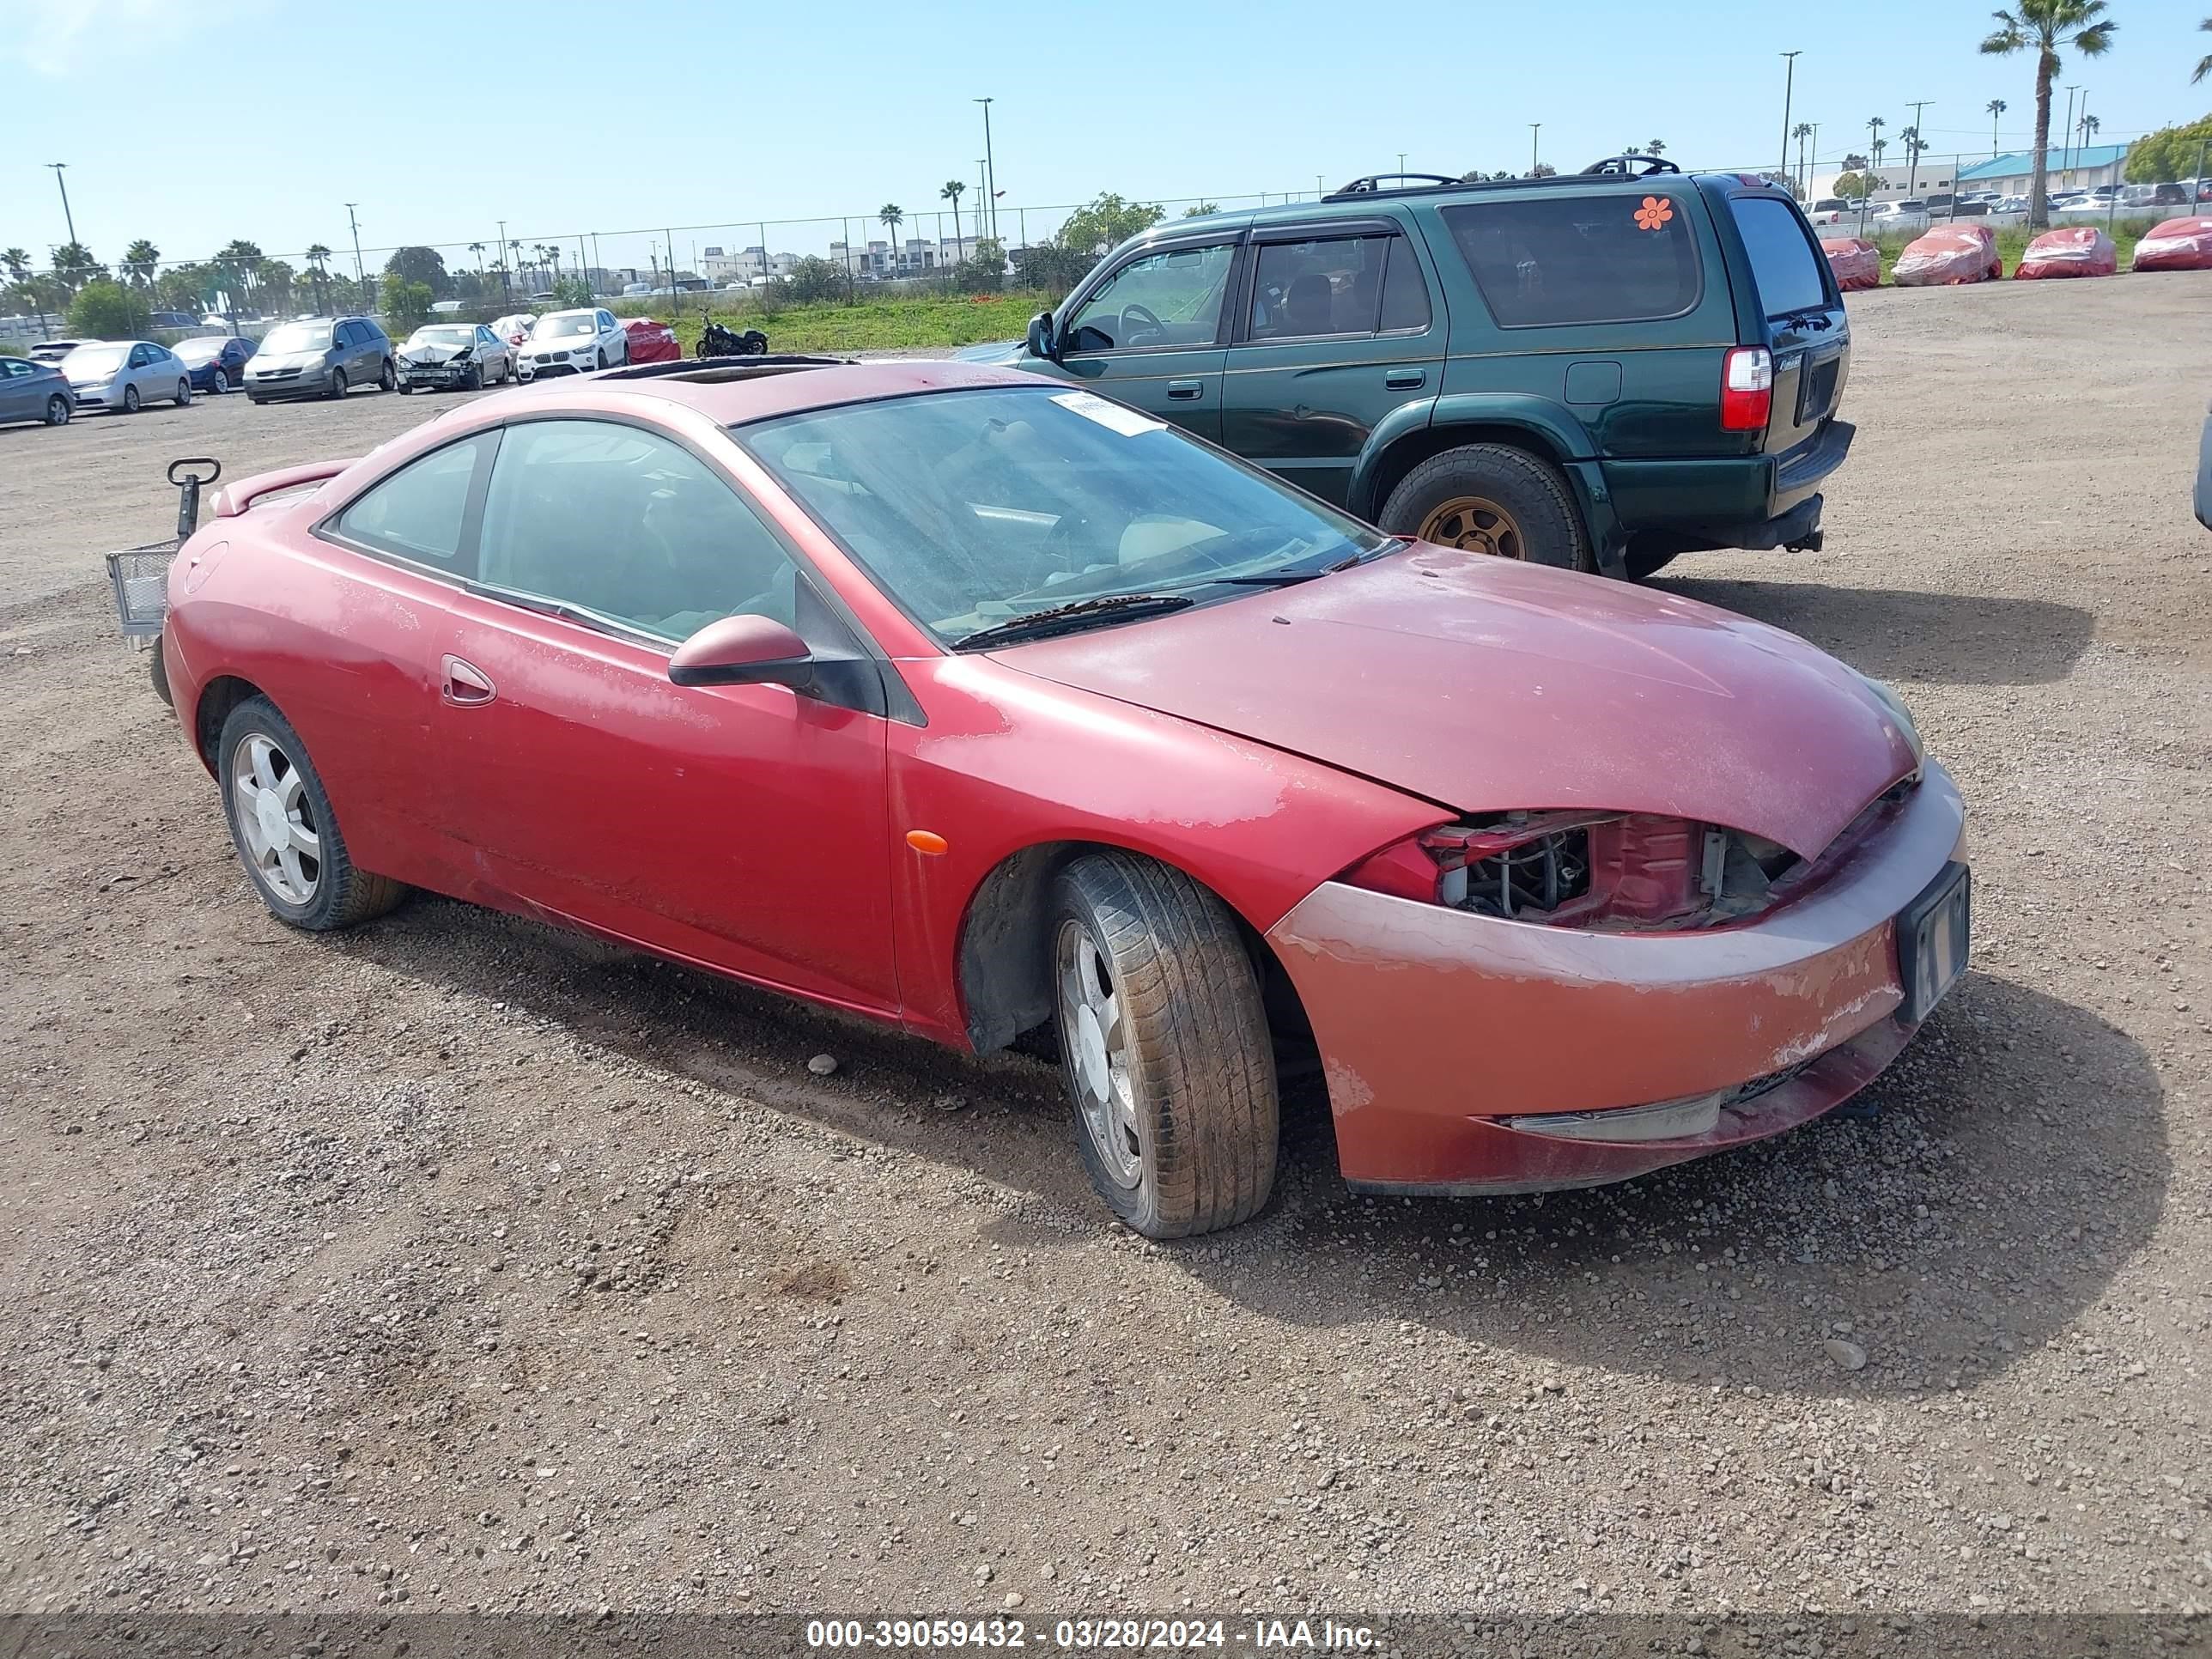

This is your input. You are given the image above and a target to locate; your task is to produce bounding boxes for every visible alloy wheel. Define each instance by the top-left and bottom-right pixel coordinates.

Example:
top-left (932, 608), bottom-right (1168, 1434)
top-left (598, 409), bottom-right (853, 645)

top-left (1055, 918), bottom-right (1142, 1190)
top-left (229, 732), bottom-right (321, 905)
top-left (45, 395), bottom-right (69, 425)
top-left (122, 384), bottom-right (141, 413)
top-left (1417, 495), bottom-right (1527, 559)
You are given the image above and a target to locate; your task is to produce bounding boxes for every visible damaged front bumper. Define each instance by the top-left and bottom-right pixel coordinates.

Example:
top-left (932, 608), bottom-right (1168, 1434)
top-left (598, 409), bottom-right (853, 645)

top-left (1264, 762), bottom-right (1966, 1194)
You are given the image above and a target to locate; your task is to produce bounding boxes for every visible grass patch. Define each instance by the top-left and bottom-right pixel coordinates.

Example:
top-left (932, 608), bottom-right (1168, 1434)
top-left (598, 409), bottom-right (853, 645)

top-left (622, 289), bottom-right (1054, 356)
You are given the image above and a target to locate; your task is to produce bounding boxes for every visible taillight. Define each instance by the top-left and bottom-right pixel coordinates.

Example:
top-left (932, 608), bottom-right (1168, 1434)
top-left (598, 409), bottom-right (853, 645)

top-left (1720, 345), bottom-right (1773, 431)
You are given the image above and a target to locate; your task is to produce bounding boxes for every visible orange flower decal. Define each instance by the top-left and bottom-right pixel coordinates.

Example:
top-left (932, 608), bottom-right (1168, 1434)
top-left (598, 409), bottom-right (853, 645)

top-left (1634, 195), bottom-right (1675, 232)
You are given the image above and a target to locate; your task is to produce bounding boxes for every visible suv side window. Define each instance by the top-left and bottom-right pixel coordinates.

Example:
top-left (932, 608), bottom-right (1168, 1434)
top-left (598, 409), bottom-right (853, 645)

top-left (1065, 242), bottom-right (1237, 353)
top-left (478, 419), bottom-right (801, 641)
top-left (1441, 195), bottom-right (1701, 327)
top-left (1249, 237), bottom-right (1390, 340)
top-left (328, 434), bottom-right (491, 572)
top-left (1378, 237), bottom-right (1433, 332)
top-left (1729, 198), bottom-right (1829, 317)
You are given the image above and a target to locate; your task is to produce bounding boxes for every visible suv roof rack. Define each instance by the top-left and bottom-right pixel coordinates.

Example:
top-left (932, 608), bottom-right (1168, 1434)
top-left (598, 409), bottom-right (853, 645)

top-left (1581, 154), bottom-right (1683, 177)
top-left (1320, 159), bottom-right (1688, 204)
top-left (593, 354), bottom-right (854, 386)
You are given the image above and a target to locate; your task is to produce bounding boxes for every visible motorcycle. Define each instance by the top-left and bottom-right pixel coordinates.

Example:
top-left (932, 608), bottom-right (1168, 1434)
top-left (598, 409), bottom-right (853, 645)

top-left (697, 319), bottom-right (770, 359)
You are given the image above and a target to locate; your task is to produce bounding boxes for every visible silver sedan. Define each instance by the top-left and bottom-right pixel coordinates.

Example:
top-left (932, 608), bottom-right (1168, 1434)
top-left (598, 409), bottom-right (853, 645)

top-left (61, 340), bottom-right (193, 414)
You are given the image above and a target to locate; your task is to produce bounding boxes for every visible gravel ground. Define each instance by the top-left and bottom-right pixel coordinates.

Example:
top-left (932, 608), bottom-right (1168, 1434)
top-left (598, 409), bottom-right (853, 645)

top-left (2, 279), bottom-right (2209, 1632)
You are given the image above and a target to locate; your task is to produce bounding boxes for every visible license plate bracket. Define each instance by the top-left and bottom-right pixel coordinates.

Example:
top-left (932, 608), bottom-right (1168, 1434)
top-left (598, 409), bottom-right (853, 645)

top-left (1897, 860), bottom-right (1972, 1023)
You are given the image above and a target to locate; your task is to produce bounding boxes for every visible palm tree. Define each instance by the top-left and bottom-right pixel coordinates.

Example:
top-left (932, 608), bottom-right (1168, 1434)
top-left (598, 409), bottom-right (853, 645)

top-left (1980, 0), bottom-right (2118, 228)
top-left (878, 204), bottom-right (903, 275)
top-left (940, 179), bottom-right (967, 251)
top-left (2196, 16), bottom-right (2211, 82)
top-left (468, 240), bottom-right (484, 276)
top-left (3, 246), bottom-right (48, 337)
top-left (2078, 112), bottom-right (2100, 145)
top-left (507, 239), bottom-right (523, 290)
top-left (1646, 137), bottom-right (1666, 156)
top-left (121, 239), bottom-right (160, 288)
top-left (1986, 97), bottom-right (2009, 157)
top-left (304, 244), bottom-right (332, 314)
top-left (1792, 122), bottom-right (1814, 191)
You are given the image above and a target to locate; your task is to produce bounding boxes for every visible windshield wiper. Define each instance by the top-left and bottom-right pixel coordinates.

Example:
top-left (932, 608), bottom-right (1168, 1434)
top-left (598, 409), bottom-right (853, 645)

top-left (950, 592), bottom-right (1194, 651)
top-left (1209, 538), bottom-right (1412, 586)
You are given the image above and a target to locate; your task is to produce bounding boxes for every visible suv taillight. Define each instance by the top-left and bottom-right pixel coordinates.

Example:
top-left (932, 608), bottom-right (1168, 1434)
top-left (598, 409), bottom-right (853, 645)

top-left (1721, 346), bottom-right (1773, 431)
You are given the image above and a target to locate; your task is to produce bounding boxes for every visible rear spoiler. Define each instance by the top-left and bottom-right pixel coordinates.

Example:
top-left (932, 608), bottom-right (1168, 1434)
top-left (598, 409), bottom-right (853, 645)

top-left (210, 457), bottom-right (361, 519)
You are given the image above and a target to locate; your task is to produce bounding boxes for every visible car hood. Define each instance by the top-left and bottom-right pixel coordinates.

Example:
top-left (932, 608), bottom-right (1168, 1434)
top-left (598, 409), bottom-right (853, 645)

top-left (993, 544), bottom-right (1920, 860)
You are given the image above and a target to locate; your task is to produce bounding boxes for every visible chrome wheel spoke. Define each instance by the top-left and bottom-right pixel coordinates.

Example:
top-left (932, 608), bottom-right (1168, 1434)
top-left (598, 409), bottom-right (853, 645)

top-left (1056, 921), bottom-right (1146, 1190)
top-left (231, 732), bottom-right (320, 906)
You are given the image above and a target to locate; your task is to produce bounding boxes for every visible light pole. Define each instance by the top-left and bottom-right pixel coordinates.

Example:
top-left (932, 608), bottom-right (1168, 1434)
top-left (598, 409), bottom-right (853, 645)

top-left (345, 203), bottom-right (366, 306)
top-left (1397, 150), bottom-right (1407, 176)
top-left (47, 162), bottom-right (76, 247)
top-left (975, 98), bottom-right (1000, 242)
top-left (1808, 123), bottom-right (1821, 196)
top-left (1529, 123), bottom-right (1540, 175)
top-left (1778, 52), bottom-right (1802, 186)
top-left (496, 219), bottom-right (510, 305)
top-left (1905, 100), bottom-right (1932, 198)
top-left (2062, 85), bottom-right (2080, 176)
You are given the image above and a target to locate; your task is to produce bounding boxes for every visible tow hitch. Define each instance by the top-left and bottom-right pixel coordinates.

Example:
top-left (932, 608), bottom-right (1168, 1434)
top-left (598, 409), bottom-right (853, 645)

top-left (103, 457), bottom-right (220, 708)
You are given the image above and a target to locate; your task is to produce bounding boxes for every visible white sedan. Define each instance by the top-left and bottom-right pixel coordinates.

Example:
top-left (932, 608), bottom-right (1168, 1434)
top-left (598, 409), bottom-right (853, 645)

top-left (520, 307), bottom-right (629, 377)
top-left (60, 340), bottom-right (193, 413)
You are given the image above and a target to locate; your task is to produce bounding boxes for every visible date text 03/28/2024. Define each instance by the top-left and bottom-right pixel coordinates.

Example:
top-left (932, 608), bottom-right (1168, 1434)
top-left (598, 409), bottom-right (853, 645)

top-left (804, 1618), bottom-right (1376, 1650)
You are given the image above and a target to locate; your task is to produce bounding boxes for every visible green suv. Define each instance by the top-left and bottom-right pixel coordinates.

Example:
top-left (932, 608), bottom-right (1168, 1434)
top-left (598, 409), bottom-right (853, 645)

top-left (963, 161), bottom-right (1851, 579)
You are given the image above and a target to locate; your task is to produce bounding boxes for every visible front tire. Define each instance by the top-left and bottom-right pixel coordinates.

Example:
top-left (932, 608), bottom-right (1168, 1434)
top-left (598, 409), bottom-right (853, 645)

top-left (122, 384), bottom-right (142, 414)
top-left (1380, 443), bottom-right (1589, 571)
top-left (326, 368), bottom-right (348, 400)
top-left (595, 347), bottom-right (608, 370)
top-left (217, 696), bottom-right (405, 932)
top-left (1051, 853), bottom-right (1278, 1238)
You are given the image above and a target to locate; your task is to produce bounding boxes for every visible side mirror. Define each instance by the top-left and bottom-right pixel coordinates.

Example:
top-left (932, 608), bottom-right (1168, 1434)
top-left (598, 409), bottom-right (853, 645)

top-left (668, 614), bottom-right (816, 692)
top-left (1025, 310), bottom-right (1059, 362)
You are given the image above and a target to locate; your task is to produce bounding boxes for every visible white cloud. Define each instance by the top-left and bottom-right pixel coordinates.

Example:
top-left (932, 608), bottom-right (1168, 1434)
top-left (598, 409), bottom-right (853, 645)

top-left (0, 0), bottom-right (268, 75)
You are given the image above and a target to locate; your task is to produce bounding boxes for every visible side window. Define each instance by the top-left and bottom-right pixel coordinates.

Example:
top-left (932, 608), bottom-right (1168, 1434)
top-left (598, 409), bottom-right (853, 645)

top-left (477, 420), bottom-right (801, 643)
top-left (1248, 237), bottom-right (1390, 340)
top-left (1065, 242), bottom-right (1237, 353)
top-left (327, 435), bottom-right (490, 571)
top-left (1441, 195), bottom-right (1702, 327)
top-left (597, 311), bottom-right (615, 331)
top-left (334, 322), bottom-right (355, 347)
top-left (1728, 198), bottom-right (1830, 318)
top-left (2, 360), bottom-right (26, 378)
top-left (1379, 239), bottom-right (1433, 331)
top-left (127, 345), bottom-right (149, 368)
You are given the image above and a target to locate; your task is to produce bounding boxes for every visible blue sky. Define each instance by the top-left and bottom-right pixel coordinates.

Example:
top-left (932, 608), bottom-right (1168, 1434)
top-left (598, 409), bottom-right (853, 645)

top-left (2, 0), bottom-right (2206, 278)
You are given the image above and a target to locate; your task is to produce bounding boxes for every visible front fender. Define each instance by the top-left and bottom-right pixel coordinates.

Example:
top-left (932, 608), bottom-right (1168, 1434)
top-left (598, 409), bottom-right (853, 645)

top-left (1346, 392), bottom-right (1596, 520)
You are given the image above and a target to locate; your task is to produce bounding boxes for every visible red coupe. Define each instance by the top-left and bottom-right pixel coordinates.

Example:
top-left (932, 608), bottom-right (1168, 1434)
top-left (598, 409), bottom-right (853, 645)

top-left (160, 361), bottom-right (1969, 1237)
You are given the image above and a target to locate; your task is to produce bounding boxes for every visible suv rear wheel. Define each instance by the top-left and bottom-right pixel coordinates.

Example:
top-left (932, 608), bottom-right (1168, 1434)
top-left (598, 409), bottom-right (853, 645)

top-left (1381, 443), bottom-right (1589, 572)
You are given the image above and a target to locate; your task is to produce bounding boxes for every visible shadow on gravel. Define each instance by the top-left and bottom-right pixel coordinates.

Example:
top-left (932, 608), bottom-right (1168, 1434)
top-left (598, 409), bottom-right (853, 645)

top-left (1656, 578), bottom-right (2095, 687)
top-left (347, 897), bottom-right (2164, 1400)
top-left (1198, 970), bottom-right (2169, 1398)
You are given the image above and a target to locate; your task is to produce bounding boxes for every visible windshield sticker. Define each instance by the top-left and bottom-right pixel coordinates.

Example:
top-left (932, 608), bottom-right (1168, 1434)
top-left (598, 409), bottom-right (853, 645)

top-left (1635, 196), bottom-right (1675, 232)
top-left (1050, 391), bottom-right (1167, 437)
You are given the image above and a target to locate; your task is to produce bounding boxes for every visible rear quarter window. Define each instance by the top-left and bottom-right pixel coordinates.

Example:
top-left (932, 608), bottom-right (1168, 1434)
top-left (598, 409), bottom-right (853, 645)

top-left (1441, 193), bottom-right (1701, 327)
top-left (1729, 197), bottom-right (1831, 317)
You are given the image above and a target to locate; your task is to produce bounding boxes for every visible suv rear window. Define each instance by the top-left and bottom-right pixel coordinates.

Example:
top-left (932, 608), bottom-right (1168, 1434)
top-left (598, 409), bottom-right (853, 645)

top-left (1441, 195), bottom-right (1700, 327)
top-left (1729, 197), bottom-right (1830, 318)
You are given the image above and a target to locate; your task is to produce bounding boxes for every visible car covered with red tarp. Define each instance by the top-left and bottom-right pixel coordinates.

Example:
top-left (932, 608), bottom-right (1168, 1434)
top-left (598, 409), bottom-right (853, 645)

top-left (1892, 226), bottom-right (2002, 287)
top-left (623, 317), bottom-right (681, 364)
top-left (2132, 218), bottom-right (2212, 273)
top-left (1820, 237), bottom-right (1881, 291)
top-left (2014, 227), bottom-right (2117, 279)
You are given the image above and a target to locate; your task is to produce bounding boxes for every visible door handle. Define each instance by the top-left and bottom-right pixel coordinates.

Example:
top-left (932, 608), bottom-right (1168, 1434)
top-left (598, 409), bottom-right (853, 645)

top-left (1385, 369), bottom-right (1427, 390)
top-left (441, 654), bottom-right (496, 706)
top-left (1165, 380), bottom-right (1204, 401)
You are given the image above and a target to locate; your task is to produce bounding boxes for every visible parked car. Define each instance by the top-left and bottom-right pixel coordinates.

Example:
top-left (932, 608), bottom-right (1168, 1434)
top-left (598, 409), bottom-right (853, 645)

top-left (490, 313), bottom-right (537, 349)
top-left (966, 161), bottom-right (1853, 578)
top-left (27, 337), bottom-right (98, 363)
top-left (243, 316), bottom-right (395, 403)
top-left (1805, 198), bottom-right (1851, 226)
top-left (622, 316), bottom-right (681, 364)
top-left (147, 310), bottom-right (201, 332)
top-left (0, 354), bottom-right (76, 427)
top-left (1865, 200), bottom-right (1930, 233)
top-left (522, 307), bottom-right (629, 376)
top-left (61, 339), bottom-right (192, 412)
top-left (172, 333), bottom-right (256, 392)
top-left (397, 323), bottom-right (514, 392)
top-left (1995, 195), bottom-right (2032, 215)
top-left (152, 361), bottom-right (1966, 1238)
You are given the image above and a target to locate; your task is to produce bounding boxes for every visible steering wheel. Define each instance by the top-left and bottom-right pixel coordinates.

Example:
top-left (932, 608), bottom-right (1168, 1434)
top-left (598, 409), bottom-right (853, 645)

top-left (1120, 303), bottom-right (1164, 348)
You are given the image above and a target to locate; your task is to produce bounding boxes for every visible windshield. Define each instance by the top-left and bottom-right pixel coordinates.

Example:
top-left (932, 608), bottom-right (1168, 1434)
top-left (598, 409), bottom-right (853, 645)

top-left (409, 326), bottom-right (475, 346)
top-left (534, 314), bottom-right (596, 338)
top-left (739, 386), bottom-right (1390, 646)
top-left (64, 344), bottom-right (130, 374)
top-left (261, 322), bottom-right (331, 354)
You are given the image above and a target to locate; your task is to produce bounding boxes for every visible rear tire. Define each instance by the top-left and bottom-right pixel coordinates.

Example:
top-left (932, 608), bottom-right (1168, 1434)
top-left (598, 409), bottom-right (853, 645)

top-left (1050, 852), bottom-right (1278, 1238)
top-left (174, 379), bottom-right (191, 406)
top-left (377, 358), bottom-right (397, 392)
top-left (1380, 443), bottom-right (1589, 571)
top-left (216, 696), bottom-right (405, 932)
top-left (44, 394), bottom-right (70, 426)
